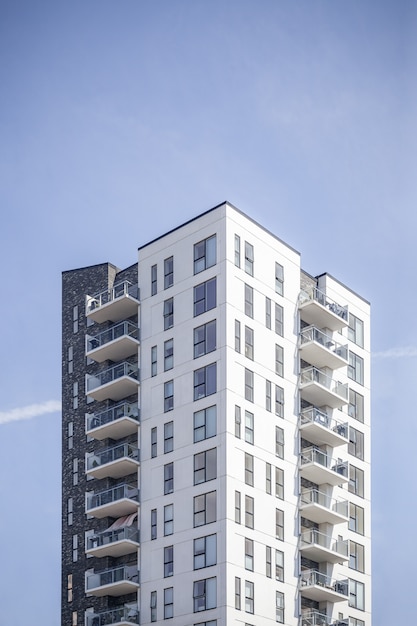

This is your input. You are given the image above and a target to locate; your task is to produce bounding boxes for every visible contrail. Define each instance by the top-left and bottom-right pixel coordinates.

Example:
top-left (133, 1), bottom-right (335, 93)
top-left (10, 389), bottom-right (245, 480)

top-left (372, 346), bottom-right (417, 359)
top-left (0, 400), bottom-right (61, 425)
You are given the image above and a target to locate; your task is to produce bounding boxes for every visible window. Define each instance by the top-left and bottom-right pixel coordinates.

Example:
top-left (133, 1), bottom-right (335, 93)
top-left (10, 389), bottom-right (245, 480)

top-left (245, 580), bottom-right (254, 614)
top-left (164, 381), bottom-right (174, 412)
top-left (244, 241), bottom-right (254, 276)
top-left (67, 497), bottom-right (73, 526)
top-left (266, 546), bottom-right (272, 577)
top-left (235, 405), bottom-right (241, 438)
top-left (72, 611), bottom-right (78, 626)
top-left (245, 411), bottom-right (254, 444)
top-left (164, 545), bottom-right (174, 577)
top-left (163, 298), bottom-right (174, 330)
top-left (349, 503), bottom-right (364, 535)
top-left (275, 508), bottom-right (284, 540)
top-left (275, 426), bottom-right (284, 459)
top-left (194, 448), bottom-right (217, 484)
top-left (194, 235), bottom-right (216, 274)
top-left (275, 591), bottom-right (284, 623)
top-left (151, 346), bottom-right (157, 377)
top-left (194, 363), bottom-right (217, 400)
top-left (235, 234), bottom-right (241, 267)
top-left (275, 467), bottom-right (284, 499)
top-left (194, 534), bottom-right (217, 569)
top-left (68, 421), bottom-right (73, 450)
top-left (245, 453), bottom-right (254, 486)
top-left (349, 426), bottom-right (364, 460)
top-left (151, 264), bottom-right (157, 296)
top-left (72, 534), bottom-right (78, 562)
top-left (349, 465), bottom-right (364, 498)
top-left (235, 320), bottom-right (241, 352)
top-left (349, 579), bottom-right (365, 610)
top-left (164, 587), bottom-right (173, 619)
top-left (245, 495), bottom-right (254, 528)
top-left (266, 463), bottom-right (272, 494)
top-left (235, 576), bottom-right (241, 609)
top-left (164, 339), bottom-right (174, 371)
top-left (72, 458), bottom-right (78, 486)
top-left (164, 463), bottom-right (174, 494)
top-left (275, 303), bottom-right (283, 336)
top-left (73, 382), bottom-right (78, 410)
top-left (164, 256), bottom-right (173, 289)
top-left (275, 262), bottom-right (284, 296)
top-left (275, 550), bottom-right (284, 581)
top-left (245, 369), bottom-right (254, 402)
top-left (194, 406), bottom-right (217, 442)
top-left (349, 388), bottom-right (364, 423)
top-left (348, 314), bottom-right (364, 348)
top-left (245, 538), bottom-right (254, 571)
top-left (244, 284), bottom-right (253, 318)
top-left (164, 421), bottom-right (173, 453)
top-left (348, 352), bottom-right (364, 385)
top-left (194, 320), bottom-right (216, 358)
top-left (151, 427), bottom-right (157, 458)
top-left (266, 380), bottom-right (272, 412)
top-left (265, 297), bottom-right (271, 329)
top-left (194, 491), bottom-right (216, 527)
top-left (67, 573), bottom-right (73, 602)
top-left (245, 326), bottom-right (254, 360)
top-left (193, 577), bottom-right (216, 612)
top-left (150, 590), bottom-right (157, 622)
top-left (349, 540), bottom-right (365, 572)
top-left (275, 385), bottom-right (284, 417)
top-left (275, 345), bottom-right (284, 377)
top-left (151, 508), bottom-right (157, 539)
top-left (73, 305), bottom-right (78, 334)
top-left (164, 504), bottom-right (173, 536)
top-left (68, 346), bottom-right (73, 374)
top-left (350, 618), bottom-right (365, 626)
top-left (235, 490), bottom-right (241, 524)
top-left (194, 278), bottom-right (216, 316)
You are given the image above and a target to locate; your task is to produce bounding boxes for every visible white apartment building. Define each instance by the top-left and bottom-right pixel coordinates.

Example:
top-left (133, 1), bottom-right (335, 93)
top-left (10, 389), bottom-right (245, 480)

top-left (61, 201), bottom-right (371, 626)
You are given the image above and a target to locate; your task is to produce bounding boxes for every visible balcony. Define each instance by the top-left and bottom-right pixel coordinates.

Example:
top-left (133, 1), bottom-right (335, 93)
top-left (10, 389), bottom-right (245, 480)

top-left (86, 321), bottom-right (140, 363)
top-left (86, 281), bottom-right (139, 324)
top-left (299, 447), bottom-right (349, 486)
top-left (86, 564), bottom-right (139, 597)
top-left (86, 524), bottom-right (139, 558)
top-left (86, 443), bottom-right (139, 479)
top-left (86, 402), bottom-right (139, 441)
top-left (299, 326), bottom-right (348, 370)
top-left (299, 488), bottom-right (348, 525)
top-left (300, 611), bottom-right (332, 626)
top-left (298, 288), bottom-right (348, 331)
top-left (86, 606), bottom-right (139, 626)
top-left (299, 529), bottom-right (348, 563)
top-left (86, 484), bottom-right (139, 519)
top-left (299, 407), bottom-right (348, 447)
top-left (300, 569), bottom-right (349, 602)
top-left (86, 362), bottom-right (139, 402)
top-left (299, 367), bottom-right (348, 409)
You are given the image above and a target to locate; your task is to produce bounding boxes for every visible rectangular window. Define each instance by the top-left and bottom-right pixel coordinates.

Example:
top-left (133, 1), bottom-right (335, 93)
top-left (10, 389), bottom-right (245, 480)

top-left (265, 297), bottom-right (271, 329)
top-left (164, 421), bottom-right (174, 453)
top-left (194, 405), bottom-right (217, 442)
top-left (349, 465), bottom-right (364, 498)
top-left (349, 579), bottom-right (365, 610)
top-left (193, 577), bottom-right (217, 612)
top-left (350, 618), bottom-right (365, 626)
top-left (349, 503), bottom-right (364, 535)
top-left (235, 490), bottom-right (241, 524)
top-left (245, 453), bottom-right (254, 487)
top-left (349, 426), bottom-right (364, 460)
top-left (73, 382), bottom-right (78, 410)
top-left (164, 545), bottom-right (174, 577)
top-left (245, 580), bottom-right (254, 614)
top-left (164, 380), bottom-right (174, 412)
top-left (349, 540), bottom-right (365, 572)
top-left (266, 546), bottom-right (272, 578)
top-left (163, 339), bottom-right (174, 371)
top-left (72, 458), bottom-right (78, 486)
top-left (235, 319), bottom-right (241, 352)
top-left (275, 262), bottom-right (284, 296)
top-left (151, 427), bottom-right (157, 458)
top-left (72, 611), bottom-right (77, 626)
top-left (194, 534), bottom-right (217, 569)
top-left (194, 448), bottom-right (217, 485)
top-left (164, 504), bottom-right (173, 536)
top-left (67, 497), bottom-right (73, 526)
top-left (72, 534), bottom-right (78, 562)
top-left (348, 314), bottom-right (364, 348)
top-left (275, 345), bottom-right (284, 377)
top-left (163, 298), bottom-right (174, 330)
top-left (349, 388), bottom-right (364, 422)
top-left (194, 278), bottom-right (216, 316)
top-left (150, 590), bottom-right (157, 622)
top-left (245, 411), bottom-right (254, 444)
top-left (235, 405), bottom-right (241, 438)
top-left (275, 508), bottom-right (284, 540)
top-left (245, 326), bottom-right (254, 360)
top-left (245, 368), bottom-right (254, 402)
top-left (194, 491), bottom-right (217, 527)
top-left (275, 467), bottom-right (284, 499)
top-left (275, 385), bottom-right (284, 417)
top-left (348, 352), bottom-right (364, 385)
top-left (68, 346), bottom-right (73, 374)
top-left (245, 538), bottom-right (254, 571)
top-left (194, 363), bottom-right (217, 400)
top-left (194, 320), bottom-right (216, 358)
top-left (275, 550), bottom-right (284, 581)
top-left (245, 495), bottom-right (254, 529)
top-left (67, 573), bottom-right (73, 602)
top-left (151, 509), bottom-right (157, 540)
top-left (235, 234), bottom-right (241, 267)
top-left (266, 463), bottom-right (272, 494)
top-left (275, 426), bottom-right (284, 459)
top-left (164, 256), bottom-right (173, 289)
top-left (151, 345), bottom-right (157, 377)
top-left (275, 303), bottom-right (283, 336)
top-left (235, 576), bottom-right (241, 610)
top-left (164, 462), bottom-right (174, 494)
top-left (244, 241), bottom-right (254, 276)
top-left (266, 380), bottom-right (272, 412)
top-left (275, 591), bottom-right (284, 623)
top-left (151, 264), bottom-right (157, 296)
top-left (68, 421), bottom-right (73, 450)
top-left (194, 235), bottom-right (216, 274)
top-left (164, 587), bottom-right (173, 619)
top-left (73, 305), bottom-right (78, 334)
top-left (244, 284), bottom-right (253, 318)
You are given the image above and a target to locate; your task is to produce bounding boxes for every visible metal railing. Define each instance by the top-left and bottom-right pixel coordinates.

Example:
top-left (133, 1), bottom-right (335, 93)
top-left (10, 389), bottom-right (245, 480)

top-left (300, 569), bottom-right (349, 596)
top-left (300, 447), bottom-right (348, 477)
top-left (298, 288), bottom-right (348, 321)
top-left (300, 488), bottom-right (348, 518)
top-left (86, 321), bottom-right (139, 352)
top-left (86, 281), bottom-right (139, 313)
top-left (86, 606), bottom-right (139, 626)
top-left (300, 529), bottom-right (348, 558)
top-left (86, 402), bottom-right (139, 432)
top-left (300, 326), bottom-right (348, 361)
top-left (86, 443), bottom-right (139, 471)
top-left (87, 526), bottom-right (139, 551)
top-left (86, 362), bottom-right (139, 392)
top-left (299, 407), bottom-right (348, 439)
top-left (300, 367), bottom-right (348, 401)
top-left (86, 564), bottom-right (139, 590)
top-left (86, 484), bottom-right (139, 511)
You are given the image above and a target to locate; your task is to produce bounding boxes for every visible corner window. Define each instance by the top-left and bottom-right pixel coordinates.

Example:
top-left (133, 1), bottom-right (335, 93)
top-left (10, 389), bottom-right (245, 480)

top-left (194, 491), bottom-right (217, 527)
top-left (194, 534), bottom-right (217, 569)
top-left (194, 363), bottom-right (217, 400)
top-left (194, 235), bottom-right (216, 274)
top-left (193, 577), bottom-right (217, 612)
top-left (194, 320), bottom-right (216, 358)
top-left (164, 257), bottom-right (173, 289)
top-left (194, 448), bottom-right (217, 485)
top-left (194, 278), bottom-right (217, 317)
top-left (193, 405), bottom-right (217, 442)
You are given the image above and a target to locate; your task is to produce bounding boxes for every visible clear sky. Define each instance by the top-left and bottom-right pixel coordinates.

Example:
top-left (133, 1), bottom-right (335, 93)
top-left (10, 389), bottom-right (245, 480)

top-left (0, 1), bottom-right (416, 623)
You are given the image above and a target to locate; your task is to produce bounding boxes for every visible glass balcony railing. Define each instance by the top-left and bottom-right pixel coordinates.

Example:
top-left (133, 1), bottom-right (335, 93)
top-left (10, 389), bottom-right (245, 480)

top-left (86, 484), bottom-right (139, 512)
top-left (300, 326), bottom-right (348, 362)
top-left (86, 564), bottom-right (139, 591)
top-left (86, 321), bottom-right (139, 352)
top-left (300, 611), bottom-right (331, 626)
top-left (300, 529), bottom-right (348, 558)
top-left (300, 367), bottom-right (348, 400)
top-left (300, 569), bottom-right (349, 596)
top-left (86, 402), bottom-right (139, 432)
top-left (87, 525), bottom-right (139, 552)
top-left (300, 488), bottom-right (348, 519)
top-left (87, 443), bottom-right (139, 472)
top-left (300, 447), bottom-right (348, 477)
top-left (299, 288), bottom-right (348, 321)
top-left (86, 606), bottom-right (139, 626)
top-left (299, 407), bottom-right (348, 440)
top-left (86, 362), bottom-right (139, 393)
top-left (86, 282), bottom-right (139, 314)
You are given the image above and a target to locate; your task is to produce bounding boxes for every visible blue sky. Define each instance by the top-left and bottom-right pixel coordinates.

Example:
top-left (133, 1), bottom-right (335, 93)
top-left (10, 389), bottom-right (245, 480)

top-left (0, 1), bottom-right (416, 623)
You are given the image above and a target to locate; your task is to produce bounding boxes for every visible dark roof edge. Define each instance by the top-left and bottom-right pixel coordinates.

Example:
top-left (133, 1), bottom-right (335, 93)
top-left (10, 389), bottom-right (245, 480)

top-left (62, 261), bottom-right (137, 275)
top-left (316, 272), bottom-right (370, 305)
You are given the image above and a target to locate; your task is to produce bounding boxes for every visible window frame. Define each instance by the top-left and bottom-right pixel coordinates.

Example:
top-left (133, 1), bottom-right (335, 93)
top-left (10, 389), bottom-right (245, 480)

top-left (194, 405), bottom-right (217, 442)
top-left (194, 448), bottom-right (217, 485)
top-left (194, 363), bottom-right (217, 400)
top-left (194, 235), bottom-right (216, 274)
top-left (164, 462), bottom-right (174, 495)
top-left (194, 320), bottom-right (216, 359)
top-left (194, 278), bottom-right (217, 317)
top-left (164, 256), bottom-right (174, 289)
